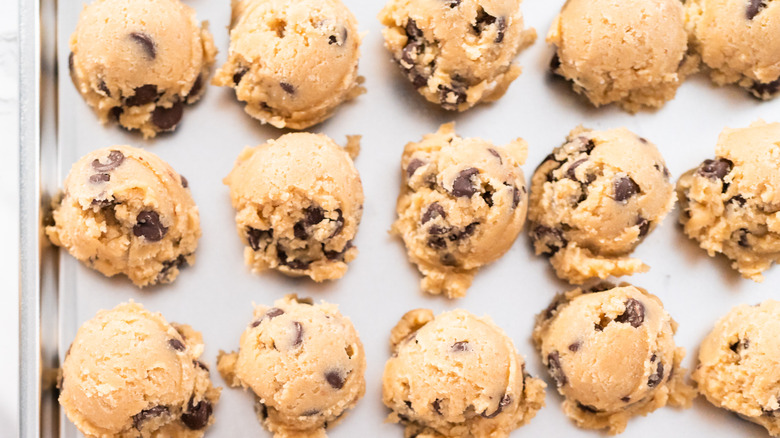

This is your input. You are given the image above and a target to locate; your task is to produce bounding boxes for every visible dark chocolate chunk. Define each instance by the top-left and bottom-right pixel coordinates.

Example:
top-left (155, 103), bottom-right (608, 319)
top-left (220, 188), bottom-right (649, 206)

top-left (406, 19), bottom-right (423, 39)
top-left (328, 26), bottom-right (348, 46)
top-left (637, 217), bottom-right (650, 238)
top-left (133, 406), bottom-right (168, 429)
top-left (304, 205), bottom-right (325, 225)
top-left (280, 82), bottom-right (295, 94)
top-left (125, 84), bottom-right (159, 106)
top-left (429, 225), bottom-right (450, 235)
top-left (133, 211), bottom-right (167, 242)
top-left (188, 75), bottom-right (203, 99)
top-left (294, 221), bottom-right (309, 240)
top-left (406, 158), bottom-right (426, 178)
top-left (568, 341), bottom-right (581, 352)
top-left (91, 150), bottom-right (125, 172)
top-left (747, 0), bottom-right (769, 19)
top-left (487, 148), bottom-right (502, 163)
top-left (266, 308), bottom-right (285, 319)
top-left (613, 177), bottom-right (640, 202)
top-left (181, 398), bottom-right (212, 430)
top-left (427, 235), bottom-right (448, 250)
top-left (577, 402), bottom-right (600, 413)
top-left (494, 17), bottom-right (507, 43)
top-left (512, 186), bottom-right (521, 208)
top-left (292, 321), bottom-right (304, 347)
top-left (422, 202), bottom-right (446, 224)
top-left (647, 359), bottom-right (664, 388)
top-left (450, 341), bottom-right (471, 353)
top-left (302, 409), bottom-right (320, 416)
top-left (158, 254), bottom-right (187, 281)
top-left (457, 222), bottom-right (479, 240)
top-left (615, 299), bottom-right (645, 328)
top-left (330, 209), bottom-right (345, 237)
top-left (324, 241), bottom-right (353, 260)
top-left (438, 83), bottom-right (468, 110)
top-left (730, 337), bottom-right (749, 354)
top-left (482, 394), bottom-right (511, 419)
top-left (473, 8), bottom-right (497, 35)
top-left (440, 252), bottom-right (457, 266)
top-left (550, 52), bottom-right (561, 72)
top-left (97, 79), bottom-right (110, 97)
top-left (91, 198), bottom-right (115, 209)
top-left (447, 0), bottom-right (462, 7)
top-left (89, 173), bottom-right (110, 184)
top-left (130, 32), bottom-right (156, 59)
top-left (450, 167), bottom-right (480, 197)
top-left (247, 227), bottom-right (272, 251)
top-left (751, 78), bottom-right (780, 98)
top-left (547, 351), bottom-right (567, 387)
top-left (325, 370), bottom-right (345, 389)
top-left (588, 281), bottom-right (615, 293)
top-left (193, 360), bottom-right (209, 372)
top-left (168, 338), bottom-right (185, 351)
top-left (727, 195), bottom-right (746, 207)
top-left (698, 158), bottom-right (733, 180)
top-left (621, 396), bottom-right (631, 403)
top-left (109, 106), bottom-right (123, 121)
top-left (151, 101), bottom-right (184, 131)
top-left (737, 228), bottom-right (750, 247)
top-left (532, 225), bottom-right (567, 257)
top-left (233, 67), bottom-right (248, 86)
top-left (566, 158), bottom-right (588, 180)
top-left (433, 399), bottom-right (443, 415)
top-left (481, 189), bottom-right (494, 207)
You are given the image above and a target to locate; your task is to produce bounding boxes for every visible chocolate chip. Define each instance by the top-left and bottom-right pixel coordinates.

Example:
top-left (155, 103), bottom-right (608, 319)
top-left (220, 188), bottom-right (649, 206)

top-left (130, 32), bottom-right (156, 59)
top-left (577, 402), bottom-right (600, 413)
top-left (409, 70), bottom-right (429, 88)
top-left (89, 173), bottom-right (110, 184)
top-left (613, 177), bottom-right (640, 202)
top-left (422, 203), bottom-right (446, 224)
top-left (406, 19), bottom-right (423, 39)
top-left (280, 82), bottom-right (295, 94)
top-left (91, 150), bottom-right (125, 172)
top-left (293, 221), bottom-right (309, 240)
top-left (450, 167), bottom-right (480, 197)
top-left (550, 52), bottom-right (561, 72)
top-left (588, 281), bottom-right (615, 293)
top-left (330, 209), bottom-right (345, 237)
top-left (568, 342), bottom-right (581, 352)
top-left (266, 308), bottom-right (285, 319)
top-left (456, 222), bottom-right (479, 240)
top-left (109, 106), bottom-right (123, 121)
top-left (544, 296), bottom-right (565, 320)
top-left (433, 399), bottom-right (443, 414)
top-left (324, 241), bottom-right (352, 260)
top-left (151, 101), bottom-right (183, 131)
top-left (473, 8), bottom-right (497, 35)
top-left (133, 406), bottom-right (168, 429)
top-left (547, 351), bottom-right (567, 387)
top-left (487, 148), bottom-right (502, 163)
top-left (158, 254), bottom-right (187, 282)
top-left (438, 83), bottom-right (468, 110)
top-left (168, 338), bottom-right (185, 351)
top-left (97, 79), bottom-right (110, 97)
top-left (429, 225), bottom-right (450, 235)
top-left (481, 189), bottom-right (494, 207)
top-left (440, 252), bottom-right (457, 266)
top-left (566, 159), bottom-right (588, 180)
top-left (747, 0), bottom-right (768, 19)
top-left (187, 75), bottom-right (203, 100)
top-left (751, 78), bottom-right (780, 98)
top-left (615, 299), bottom-right (645, 328)
top-left (427, 235), bottom-right (447, 249)
top-left (737, 228), bottom-right (750, 247)
top-left (68, 52), bottom-right (74, 74)
top-left (451, 341), bottom-right (471, 352)
top-left (91, 198), bottom-right (115, 209)
top-left (302, 409), bottom-right (320, 416)
top-left (125, 84), bottom-right (159, 106)
top-left (406, 158), bottom-right (426, 178)
top-left (532, 225), bottom-right (567, 257)
top-left (647, 359), bottom-right (664, 388)
top-left (180, 175), bottom-right (188, 188)
top-left (292, 321), bottom-right (304, 347)
top-left (621, 396), bottom-right (631, 403)
top-left (193, 360), bottom-right (209, 372)
top-left (495, 17), bottom-right (507, 43)
top-left (512, 186), bottom-right (522, 208)
top-left (482, 394), bottom-right (511, 419)
top-left (325, 370), bottom-right (345, 389)
top-left (247, 227), bottom-right (272, 251)
top-left (328, 26), bottom-right (348, 46)
top-left (727, 195), bottom-right (746, 207)
top-left (447, 0), bottom-right (462, 7)
top-left (637, 217), bottom-right (650, 238)
top-left (181, 398), bottom-right (212, 430)
top-left (133, 211), bottom-right (167, 242)
top-left (233, 67), bottom-right (248, 86)
top-left (730, 337), bottom-right (749, 354)
top-left (698, 158), bottom-right (733, 180)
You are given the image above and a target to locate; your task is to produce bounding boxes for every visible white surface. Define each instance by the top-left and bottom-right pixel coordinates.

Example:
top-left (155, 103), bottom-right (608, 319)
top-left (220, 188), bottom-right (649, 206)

top-left (27, 0), bottom-right (780, 437)
top-left (1, 0), bottom-right (19, 435)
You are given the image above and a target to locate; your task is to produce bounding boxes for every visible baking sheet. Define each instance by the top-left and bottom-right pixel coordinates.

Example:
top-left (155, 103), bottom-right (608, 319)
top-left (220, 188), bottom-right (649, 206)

top-left (39, 0), bottom-right (780, 436)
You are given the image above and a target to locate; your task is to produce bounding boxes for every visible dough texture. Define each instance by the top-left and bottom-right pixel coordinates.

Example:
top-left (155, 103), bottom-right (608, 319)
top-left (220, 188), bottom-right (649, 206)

top-left (69, 0), bottom-right (216, 138)
top-left (529, 127), bottom-right (675, 284)
top-left (46, 146), bottom-right (200, 287)
top-left (534, 283), bottom-right (694, 435)
top-left (213, 0), bottom-right (364, 129)
top-left (59, 302), bottom-right (220, 438)
top-left (379, 0), bottom-right (536, 111)
top-left (686, 0), bottom-right (780, 99)
top-left (224, 133), bottom-right (363, 282)
top-left (382, 309), bottom-right (546, 438)
top-left (548, 0), bottom-right (695, 112)
top-left (218, 295), bottom-right (366, 438)
top-left (693, 300), bottom-right (780, 437)
top-left (678, 121), bottom-right (780, 282)
top-left (392, 123), bottom-right (528, 298)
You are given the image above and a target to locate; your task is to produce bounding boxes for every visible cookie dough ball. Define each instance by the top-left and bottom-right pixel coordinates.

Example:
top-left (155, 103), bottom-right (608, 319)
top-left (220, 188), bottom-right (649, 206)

top-left (379, 0), bottom-right (536, 111)
top-left (392, 123), bottom-right (529, 298)
top-left (382, 309), bottom-right (545, 438)
top-left (69, 0), bottom-right (217, 138)
top-left (548, 0), bottom-right (695, 112)
top-left (693, 300), bottom-right (780, 436)
top-left (59, 302), bottom-right (220, 438)
top-left (224, 133), bottom-right (363, 281)
top-left (218, 295), bottom-right (366, 437)
top-left (686, 0), bottom-right (780, 99)
top-left (213, 0), bottom-right (364, 130)
top-left (46, 146), bottom-right (200, 287)
top-left (678, 121), bottom-right (780, 281)
top-left (529, 127), bottom-right (676, 284)
top-left (533, 283), bottom-right (694, 435)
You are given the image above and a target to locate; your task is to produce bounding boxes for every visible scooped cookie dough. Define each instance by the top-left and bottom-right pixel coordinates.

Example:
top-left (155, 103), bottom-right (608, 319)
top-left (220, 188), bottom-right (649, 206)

top-left (529, 127), bottom-right (676, 284)
top-left (46, 146), bottom-right (200, 287)
top-left (686, 0), bottom-right (780, 99)
top-left (213, 0), bottom-right (364, 130)
top-left (534, 283), bottom-right (694, 435)
top-left (379, 0), bottom-right (536, 111)
top-left (218, 295), bottom-right (366, 438)
top-left (548, 0), bottom-right (695, 112)
top-left (392, 123), bottom-right (529, 298)
top-left (693, 300), bottom-right (780, 436)
top-left (59, 302), bottom-right (220, 438)
top-left (383, 309), bottom-right (546, 438)
top-left (224, 133), bottom-right (363, 282)
top-left (678, 121), bottom-right (780, 281)
top-left (69, 0), bottom-right (217, 138)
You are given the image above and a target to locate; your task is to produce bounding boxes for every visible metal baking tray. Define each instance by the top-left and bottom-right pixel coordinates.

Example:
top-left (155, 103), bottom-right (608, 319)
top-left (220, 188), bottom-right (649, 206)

top-left (20, 0), bottom-right (780, 436)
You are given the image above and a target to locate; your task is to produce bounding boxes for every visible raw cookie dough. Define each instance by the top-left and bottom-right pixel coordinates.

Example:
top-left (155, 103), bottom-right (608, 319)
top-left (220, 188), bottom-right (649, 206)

top-left (529, 127), bottom-right (676, 284)
top-left (379, 0), bottom-right (536, 111)
top-left (59, 302), bottom-right (220, 438)
top-left (533, 283), bottom-right (695, 435)
top-left (382, 309), bottom-right (546, 438)
top-left (212, 0), bottom-right (364, 129)
top-left (678, 121), bottom-right (780, 282)
top-left (392, 123), bottom-right (529, 298)
top-left (69, 0), bottom-right (217, 138)
top-left (46, 146), bottom-right (200, 287)
top-left (224, 133), bottom-right (363, 282)
top-left (686, 0), bottom-right (780, 99)
top-left (218, 295), bottom-right (366, 438)
top-left (693, 300), bottom-right (780, 436)
top-left (548, 0), bottom-right (696, 112)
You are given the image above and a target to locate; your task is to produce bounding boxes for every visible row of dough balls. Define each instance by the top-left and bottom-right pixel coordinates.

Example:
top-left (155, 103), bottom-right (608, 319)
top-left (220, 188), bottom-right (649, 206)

top-left (46, 120), bottom-right (780, 295)
top-left (68, 0), bottom-right (780, 138)
top-left (58, 288), bottom-right (780, 437)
